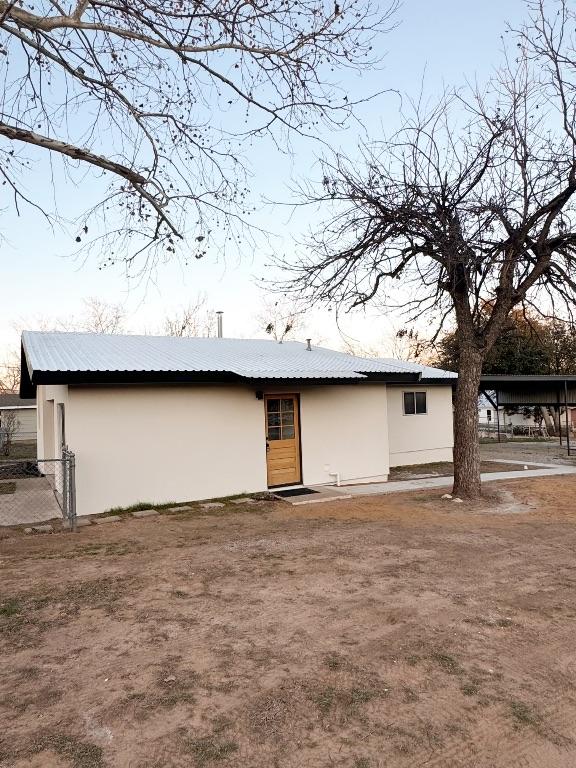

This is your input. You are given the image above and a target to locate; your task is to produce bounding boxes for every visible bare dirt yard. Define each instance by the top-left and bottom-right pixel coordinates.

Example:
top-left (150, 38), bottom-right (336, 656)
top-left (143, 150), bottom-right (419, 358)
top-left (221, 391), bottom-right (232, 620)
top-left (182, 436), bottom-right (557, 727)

top-left (2, 476), bottom-right (576, 768)
top-left (480, 438), bottom-right (576, 466)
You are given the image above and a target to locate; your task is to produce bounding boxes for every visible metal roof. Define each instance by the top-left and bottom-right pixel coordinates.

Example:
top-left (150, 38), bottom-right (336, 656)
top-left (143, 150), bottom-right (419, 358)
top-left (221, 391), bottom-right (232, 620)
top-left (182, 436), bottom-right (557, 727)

top-left (480, 374), bottom-right (576, 406)
top-left (0, 394), bottom-right (36, 409)
top-left (21, 331), bottom-right (456, 385)
top-left (481, 375), bottom-right (576, 384)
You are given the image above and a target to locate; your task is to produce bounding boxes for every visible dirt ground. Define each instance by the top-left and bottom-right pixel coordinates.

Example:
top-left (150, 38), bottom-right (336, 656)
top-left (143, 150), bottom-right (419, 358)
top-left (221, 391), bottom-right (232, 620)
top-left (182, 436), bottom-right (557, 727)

top-left (2, 477), bottom-right (576, 768)
top-left (480, 439), bottom-right (576, 466)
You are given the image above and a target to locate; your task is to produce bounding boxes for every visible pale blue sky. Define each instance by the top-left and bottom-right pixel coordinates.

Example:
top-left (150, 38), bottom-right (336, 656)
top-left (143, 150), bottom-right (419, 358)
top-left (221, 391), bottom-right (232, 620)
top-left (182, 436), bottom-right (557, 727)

top-left (1, 0), bottom-right (526, 354)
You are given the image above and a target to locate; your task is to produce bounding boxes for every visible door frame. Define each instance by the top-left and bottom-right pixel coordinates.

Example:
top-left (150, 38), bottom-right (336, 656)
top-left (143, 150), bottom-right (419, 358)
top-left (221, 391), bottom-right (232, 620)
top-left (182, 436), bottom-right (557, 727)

top-left (263, 392), bottom-right (303, 488)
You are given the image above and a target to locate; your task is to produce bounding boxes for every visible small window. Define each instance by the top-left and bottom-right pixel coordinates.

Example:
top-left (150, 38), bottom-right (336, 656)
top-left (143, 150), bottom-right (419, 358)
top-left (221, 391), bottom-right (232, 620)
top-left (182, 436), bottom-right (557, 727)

top-left (403, 391), bottom-right (427, 415)
top-left (266, 396), bottom-right (296, 440)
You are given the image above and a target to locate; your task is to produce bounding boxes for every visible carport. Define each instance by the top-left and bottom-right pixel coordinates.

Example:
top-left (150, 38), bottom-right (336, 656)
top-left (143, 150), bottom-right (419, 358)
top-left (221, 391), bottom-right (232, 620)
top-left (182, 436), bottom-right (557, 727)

top-left (480, 375), bottom-right (576, 456)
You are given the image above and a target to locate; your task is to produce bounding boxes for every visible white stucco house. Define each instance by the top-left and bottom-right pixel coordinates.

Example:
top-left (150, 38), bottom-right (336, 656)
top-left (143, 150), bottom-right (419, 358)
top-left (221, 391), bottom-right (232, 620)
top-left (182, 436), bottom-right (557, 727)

top-left (20, 331), bottom-right (456, 516)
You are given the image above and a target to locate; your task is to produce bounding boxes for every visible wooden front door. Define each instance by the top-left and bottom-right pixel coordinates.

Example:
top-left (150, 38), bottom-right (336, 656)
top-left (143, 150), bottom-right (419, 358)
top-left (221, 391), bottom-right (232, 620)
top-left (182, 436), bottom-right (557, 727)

top-left (265, 394), bottom-right (301, 487)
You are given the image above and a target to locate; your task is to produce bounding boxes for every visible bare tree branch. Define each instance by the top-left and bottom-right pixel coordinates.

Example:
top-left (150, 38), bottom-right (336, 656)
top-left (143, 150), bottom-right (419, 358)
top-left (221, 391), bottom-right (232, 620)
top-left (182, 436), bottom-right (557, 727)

top-left (0, 0), bottom-right (397, 268)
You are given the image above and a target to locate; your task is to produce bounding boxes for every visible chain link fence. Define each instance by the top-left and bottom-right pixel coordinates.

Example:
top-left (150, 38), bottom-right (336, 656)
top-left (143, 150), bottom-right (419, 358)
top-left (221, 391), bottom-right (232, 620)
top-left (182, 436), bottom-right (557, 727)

top-left (0, 451), bottom-right (76, 529)
top-left (478, 420), bottom-right (551, 439)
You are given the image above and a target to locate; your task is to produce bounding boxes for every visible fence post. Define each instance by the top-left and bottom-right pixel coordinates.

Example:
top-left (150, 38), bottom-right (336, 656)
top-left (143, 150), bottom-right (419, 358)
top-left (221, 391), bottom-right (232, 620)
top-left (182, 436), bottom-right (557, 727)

top-left (68, 451), bottom-right (77, 532)
top-left (62, 447), bottom-right (69, 522)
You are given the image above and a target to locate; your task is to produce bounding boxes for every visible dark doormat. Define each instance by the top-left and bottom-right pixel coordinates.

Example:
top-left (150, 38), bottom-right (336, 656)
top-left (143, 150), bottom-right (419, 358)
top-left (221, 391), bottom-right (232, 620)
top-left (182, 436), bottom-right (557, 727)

top-left (274, 487), bottom-right (319, 498)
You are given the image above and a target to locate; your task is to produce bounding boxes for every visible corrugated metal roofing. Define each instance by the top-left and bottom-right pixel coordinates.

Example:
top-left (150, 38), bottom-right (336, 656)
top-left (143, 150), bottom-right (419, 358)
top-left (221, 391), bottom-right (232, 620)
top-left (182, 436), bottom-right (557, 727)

top-left (21, 331), bottom-right (456, 382)
top-left (0, 394), bottom-right (36, 408)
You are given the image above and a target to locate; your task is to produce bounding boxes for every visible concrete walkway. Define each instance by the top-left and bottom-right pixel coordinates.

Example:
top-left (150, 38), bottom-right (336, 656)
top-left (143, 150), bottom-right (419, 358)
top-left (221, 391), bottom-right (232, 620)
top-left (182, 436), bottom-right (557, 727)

top-left (342, 462), bottom-right (576, 498)
top-left (0, 476), bottom-right (62, 526)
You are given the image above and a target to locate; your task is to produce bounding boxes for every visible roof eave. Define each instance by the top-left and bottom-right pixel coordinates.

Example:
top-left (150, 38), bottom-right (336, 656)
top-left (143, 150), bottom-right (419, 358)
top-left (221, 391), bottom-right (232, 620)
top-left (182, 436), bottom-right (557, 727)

top-left (29, 369), bottom-right (244, 387)
top-left (19, 343), bottom-right (35, 399)
top-left (25, 368), bottom-right (458, 388)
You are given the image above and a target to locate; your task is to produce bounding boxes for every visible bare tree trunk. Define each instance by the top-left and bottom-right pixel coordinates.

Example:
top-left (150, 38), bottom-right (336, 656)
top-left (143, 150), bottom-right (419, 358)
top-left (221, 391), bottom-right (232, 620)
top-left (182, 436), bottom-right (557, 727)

top-left (552, 406), bottom-right (562, 438)
top-left (453, 348), bottom-right (484, 499)
top-left (540, 406), bottom-right (556, 436)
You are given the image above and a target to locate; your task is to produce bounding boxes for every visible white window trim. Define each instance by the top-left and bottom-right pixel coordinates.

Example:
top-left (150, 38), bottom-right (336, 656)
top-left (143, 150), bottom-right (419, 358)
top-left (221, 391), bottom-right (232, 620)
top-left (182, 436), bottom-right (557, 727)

top-left (403, 390), bottom-right (428, 416)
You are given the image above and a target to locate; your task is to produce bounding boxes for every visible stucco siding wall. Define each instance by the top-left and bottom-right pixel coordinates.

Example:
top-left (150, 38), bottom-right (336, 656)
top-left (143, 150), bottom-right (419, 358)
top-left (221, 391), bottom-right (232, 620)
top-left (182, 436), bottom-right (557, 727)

top-left (37, 384), bottom-right (68, 460)
top-left (387, 386), bottom-right (454, 467)
top-left (67, 385), bottom-right (268, 516)
top-left (299, 385), bottom-right (389, 485)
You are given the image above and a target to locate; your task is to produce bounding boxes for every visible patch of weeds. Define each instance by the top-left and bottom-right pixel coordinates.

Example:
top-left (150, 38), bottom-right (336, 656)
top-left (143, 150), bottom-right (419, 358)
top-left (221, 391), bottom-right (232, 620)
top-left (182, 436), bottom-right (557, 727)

top-left (103, 501), bottom-right (156, 515)
top-left (354, 759), bottom-right (370, 768)
top-left (156, 688), bottom-right (197, 708)
top-left (126, 691), bottom-right (146, 702)
top-left (510, 700), bottom-right (541, 728)
top-left (0, 597), bottom-right (36, 644)
top-left (0, 481), bottom-right (16, 495)
top-left (312, 684), bottom-right (380, 716)
top-left (315, 686), bottom-right (336, 715)
top-left (27, 733), bottom-right (104, 768)
top-left (11, 686), bottom-right (63, 713)
top-left (464, 615), bottom-right (514, 629)
top-left (118, 494), bottom-right (248, 518)
top-left (247, 682), bottom-right (305, 737)
top-left (0, 577), bottom-right (133, 649)
top-left (37, 542), bottom-right (145, 560)
top-left (406, 654), bottom-right (420, 666)
top-left (13, 665), bottom-right (41, 681)
top-left (324, 652), bottom-right (345, 671)
top-left (402, 686), bottom-right (419, 703)
top-left (212, 715), bottom-right (233, 735)
top-left (431, 652), bottom-right (464, 676)
top-left (182, 735), bottom-right (239, 766)
top-left (0, 598), bottom-right (21, 616)
top-left (461, 682), bottom-right (480, 697)
top-left (157, 675), bottom-right (198, 708)
top-left (62, 577), bottom-right (133, 615)
top-left (127, 670), bottom-right (200, 717)
top-left (172, 589), bottom-right (189, 599)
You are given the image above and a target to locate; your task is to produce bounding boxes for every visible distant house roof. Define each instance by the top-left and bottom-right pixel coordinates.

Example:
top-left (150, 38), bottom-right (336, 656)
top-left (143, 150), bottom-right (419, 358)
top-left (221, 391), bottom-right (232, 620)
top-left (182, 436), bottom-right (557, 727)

top-left (0, 394), bottom-right (36, 410)
top-left (20, 331), bottom-right (456, 396)
top-left (480, 374), bottom-right (576, 406)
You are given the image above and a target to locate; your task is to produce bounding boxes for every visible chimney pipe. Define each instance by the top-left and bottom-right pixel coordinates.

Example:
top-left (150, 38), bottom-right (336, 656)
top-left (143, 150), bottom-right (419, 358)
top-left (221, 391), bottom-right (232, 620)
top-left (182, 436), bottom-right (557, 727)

top-left (216, 311), bottom-right (223, 338)
top-left (306, 338), bottom-right (312, 351)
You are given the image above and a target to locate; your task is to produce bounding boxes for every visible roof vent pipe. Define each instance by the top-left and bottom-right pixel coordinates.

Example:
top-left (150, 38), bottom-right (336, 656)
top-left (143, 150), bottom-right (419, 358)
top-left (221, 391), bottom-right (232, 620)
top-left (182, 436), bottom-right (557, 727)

top-left (306, 338), bottom-right (312, 351)
top-left (216, 311), bottom-right (223, 338)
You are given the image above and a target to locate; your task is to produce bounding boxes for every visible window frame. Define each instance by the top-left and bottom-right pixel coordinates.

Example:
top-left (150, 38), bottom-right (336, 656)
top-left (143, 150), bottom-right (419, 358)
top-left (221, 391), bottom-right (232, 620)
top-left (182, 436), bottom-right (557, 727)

top-left (402, 390), bottom-right (428, 416)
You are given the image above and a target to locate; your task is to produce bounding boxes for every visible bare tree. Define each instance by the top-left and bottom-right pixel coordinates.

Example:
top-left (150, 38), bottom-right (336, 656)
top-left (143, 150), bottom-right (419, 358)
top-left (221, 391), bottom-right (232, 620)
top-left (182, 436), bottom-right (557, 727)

top-left (0, 0), bottom-right (396, 268)
top-left (339, 338), bottom-right (382, 358)
top-left (80, 297), bottom-right (125, 334)
top-left (163, 295), bottom-right (215, 337)
top-left (0, 412), bottom-right (20, 456)
top-left (281, 3), bottom-right (576, 498)
top-left (390, 328), bottom-right (425, 362)
top-left (32, 297), bottom-right (126, 334)
top-left (255, 297), bottom-right (306, 342)
top-left (0, 350), bottom-right (20, 393)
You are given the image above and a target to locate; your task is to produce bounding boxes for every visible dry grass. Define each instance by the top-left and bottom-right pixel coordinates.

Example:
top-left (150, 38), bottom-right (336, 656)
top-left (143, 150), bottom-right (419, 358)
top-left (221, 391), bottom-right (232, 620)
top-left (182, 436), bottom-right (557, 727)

top-left (388, 460), bottom-right (541, 480)
top-left (2, 476), bottom-right (576, 766)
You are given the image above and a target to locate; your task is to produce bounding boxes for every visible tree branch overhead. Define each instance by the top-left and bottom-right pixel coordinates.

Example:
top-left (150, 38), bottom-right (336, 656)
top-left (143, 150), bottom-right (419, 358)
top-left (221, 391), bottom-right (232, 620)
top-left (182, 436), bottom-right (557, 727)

top-left (0, 0), bottom-right (397, 266)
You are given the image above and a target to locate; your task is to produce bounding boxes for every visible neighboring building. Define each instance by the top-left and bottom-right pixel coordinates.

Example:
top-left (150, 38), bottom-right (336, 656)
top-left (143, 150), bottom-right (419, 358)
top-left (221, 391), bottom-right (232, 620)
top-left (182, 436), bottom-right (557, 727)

top-left (20, 331), bottom-right (457, 516)
top-left (0, 394), bottom-right (37, 442)
top-left (478, 394), bottom-right (548, 436)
